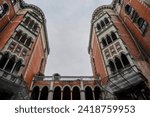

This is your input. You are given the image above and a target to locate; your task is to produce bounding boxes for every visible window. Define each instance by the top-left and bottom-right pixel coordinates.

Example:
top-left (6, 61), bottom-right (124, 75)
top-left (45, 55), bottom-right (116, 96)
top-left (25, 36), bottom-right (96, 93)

top-left (29, 20), bottom-right (35, 28)
top-left (3, 3), bottom-right (9, 13)
top-left (96, 23), bottom-right (101, 31)
top-left (25, 37), bottom-right (32, 47)
top-left (111, 32), bottom-right (117, 41)
top-left (14, 30), bottom-right (22, 40)
top-left (20, 33), bottom-right (27, 44)
top-left (24, 17), bottom-right (31, 25)
top-left (104, 18), bottom-right (109, 25)
top-left (106, 35), bottom-right (112, 44)
top-left (100, 21), bottom-right (105, 28)
top-left (0, 3), bottom-right (9, 18)
top-left (102, 38), bottom-right (107, 47)
top-left (115, 57), bottom-right (123, 70)
top-left (109, 61), bottom-right (116, 73)
top-left (33, 23), bottom-right (39, 32)
top-left (0, 6), bottom-right (3, 15)
top-left (12, 59), bottom-right (22, 75)
top-left (132, 11), bottom-right (138, 22)
top-left (137, 18), bottom-right (148, 33)
top-left (121, 53), bottom-right (130, 67)
top-left (125, 4), bottom-right (132, 15)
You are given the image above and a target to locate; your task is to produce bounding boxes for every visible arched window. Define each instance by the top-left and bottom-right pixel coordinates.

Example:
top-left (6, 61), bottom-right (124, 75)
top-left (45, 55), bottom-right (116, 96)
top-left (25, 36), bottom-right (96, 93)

top-left (111, 32), bottom-right (117, 41)
top-left (85, 86), bottom-right (93, 100)
top-left (29, 20), bottom-right (35, 28)
top-left (20, 34), bottom-right (27, 44)
top-left (102, 38), bottom-right (107, 47)
top-left (121, 54), bottom-right (130, 67)
top-left (40, 86), bottom-right (49, 100)
top-left (106, 35), bottom-right (112, 44)
top-left (5, 56), bottom-right (16, 72)
top-left (12, 60), bottom-right (22, 75)
top-left (31, 86), bottom-right (40, 100)
top-left (53, 86), bottom-right (61, 100)
top-left (104, 18), bottom-right (109, 25)
top-left (3, 3), bottom-right (9, 13)
top-left (0, 3), bottom-right (9, 18)
top-left (115, 57), bottom-right (123, 70)
top-left (137, 18), bottom-right (144, 28)
top-left (109, 60), bottom-right (116, 73)
top-left (14, 30), bottom-right (22, 40)
top-left (25, 37), bottom-right (32, 47)
top-left (0, 53), bottom-right (9, 69)
top-left (125, 4), bottom-right (132, 15)
top-left (72, 87), bottom-right (80, 100)
top-left (24, 17), bottom-right (31, 25)
top-left (33, 23), bottom-right (39, 32)
top-left (96, 23), bottom-right (101, 31)
top-left (63, 86), bottom-right (71, 100)
top-left (100, 20), bottom-right (105, 28)
top-left (94, 86), bottom-right (102, 100)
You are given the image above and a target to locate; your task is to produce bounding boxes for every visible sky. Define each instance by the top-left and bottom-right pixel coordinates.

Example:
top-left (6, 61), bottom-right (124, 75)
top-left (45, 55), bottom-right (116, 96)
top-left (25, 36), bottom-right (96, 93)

top-left (24, 0), bottom-right (112, 76)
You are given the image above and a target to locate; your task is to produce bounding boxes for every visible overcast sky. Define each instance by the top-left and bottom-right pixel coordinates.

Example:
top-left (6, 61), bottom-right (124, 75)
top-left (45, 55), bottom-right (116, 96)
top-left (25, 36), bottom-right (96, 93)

top-left (24, 0), bottom-right (112, 76)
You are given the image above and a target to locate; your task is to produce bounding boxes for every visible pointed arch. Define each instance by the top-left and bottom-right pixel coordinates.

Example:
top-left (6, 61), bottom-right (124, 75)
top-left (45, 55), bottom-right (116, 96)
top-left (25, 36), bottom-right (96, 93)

top-left (72, 86), bottom-right (80, 100)
top-left (120, 53), bottom-right (130, 67)
top-left (96, 23), bottom-right (101, 31)
top-left (109, 60), bottom-right (116, 73)
top-left (53, 86), bottom-right (61, 100)
top-left (106, 35), bottom-right (112, 44)
top-left (104, 18), bottom-right (109, 25)
top-left (63, 86), bottom-right (71, 100)
top-left (115, 57), bottom-right (123, 70)
top-left (85, 86), bottom-right (93, 100)
top-left (94, 86), bottom-right (102, 100)
top-left (102, 38), bottom-right (107, 47)
top-left (0, 52), bottom-right (9, 69)
top-left (31, 86), bottom-right (40, 100)
top-left (100, 20), bottom-right (105, 28)
top-left (40, 86), bottom-right (49, 100)
top-left (111, 32), bottom-right (117, 41)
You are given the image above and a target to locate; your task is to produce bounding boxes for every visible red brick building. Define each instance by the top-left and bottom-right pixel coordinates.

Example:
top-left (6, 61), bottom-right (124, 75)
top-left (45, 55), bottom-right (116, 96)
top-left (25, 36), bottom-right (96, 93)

top-left (0, 0), bottom-right (49, 99)
top-left (88, 0), bottom-right (150, 99)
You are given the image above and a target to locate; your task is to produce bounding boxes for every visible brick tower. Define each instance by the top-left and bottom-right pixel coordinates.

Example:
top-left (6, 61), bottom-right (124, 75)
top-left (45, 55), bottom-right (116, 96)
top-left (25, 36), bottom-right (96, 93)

top-left (0, 0), bottom-right (49, 99)
top-left (88, 0), bottom-right (150, 99)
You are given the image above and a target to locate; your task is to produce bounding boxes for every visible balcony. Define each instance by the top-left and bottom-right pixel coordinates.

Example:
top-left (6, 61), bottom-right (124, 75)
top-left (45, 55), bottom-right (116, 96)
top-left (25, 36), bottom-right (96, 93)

top-left (106, 66), bottom-right (147, 93)
top-left (0, 68), bottom-right (29, 99)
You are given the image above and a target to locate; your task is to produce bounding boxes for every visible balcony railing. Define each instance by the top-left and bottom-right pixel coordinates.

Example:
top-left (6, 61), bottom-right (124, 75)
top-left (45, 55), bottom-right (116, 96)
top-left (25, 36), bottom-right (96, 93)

top-left (0, 68), bottom-right (24, 87)
top-left (0, 68), bottom-right (29, 99)
top-left (106, 66), bottom-right (147, 93)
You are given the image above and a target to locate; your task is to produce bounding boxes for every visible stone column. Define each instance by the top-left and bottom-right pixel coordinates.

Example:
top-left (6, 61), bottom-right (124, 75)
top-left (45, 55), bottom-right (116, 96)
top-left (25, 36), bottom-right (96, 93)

top-left (80, 79), bottom-right (85, 100)
top-left (48, 81), bottom-right (54, 100)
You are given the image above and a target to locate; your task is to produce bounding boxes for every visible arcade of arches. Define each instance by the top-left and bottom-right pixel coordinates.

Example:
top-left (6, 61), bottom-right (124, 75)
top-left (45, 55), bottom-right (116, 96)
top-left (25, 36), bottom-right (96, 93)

top-left (31, 86), bottom-right (102, 100)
